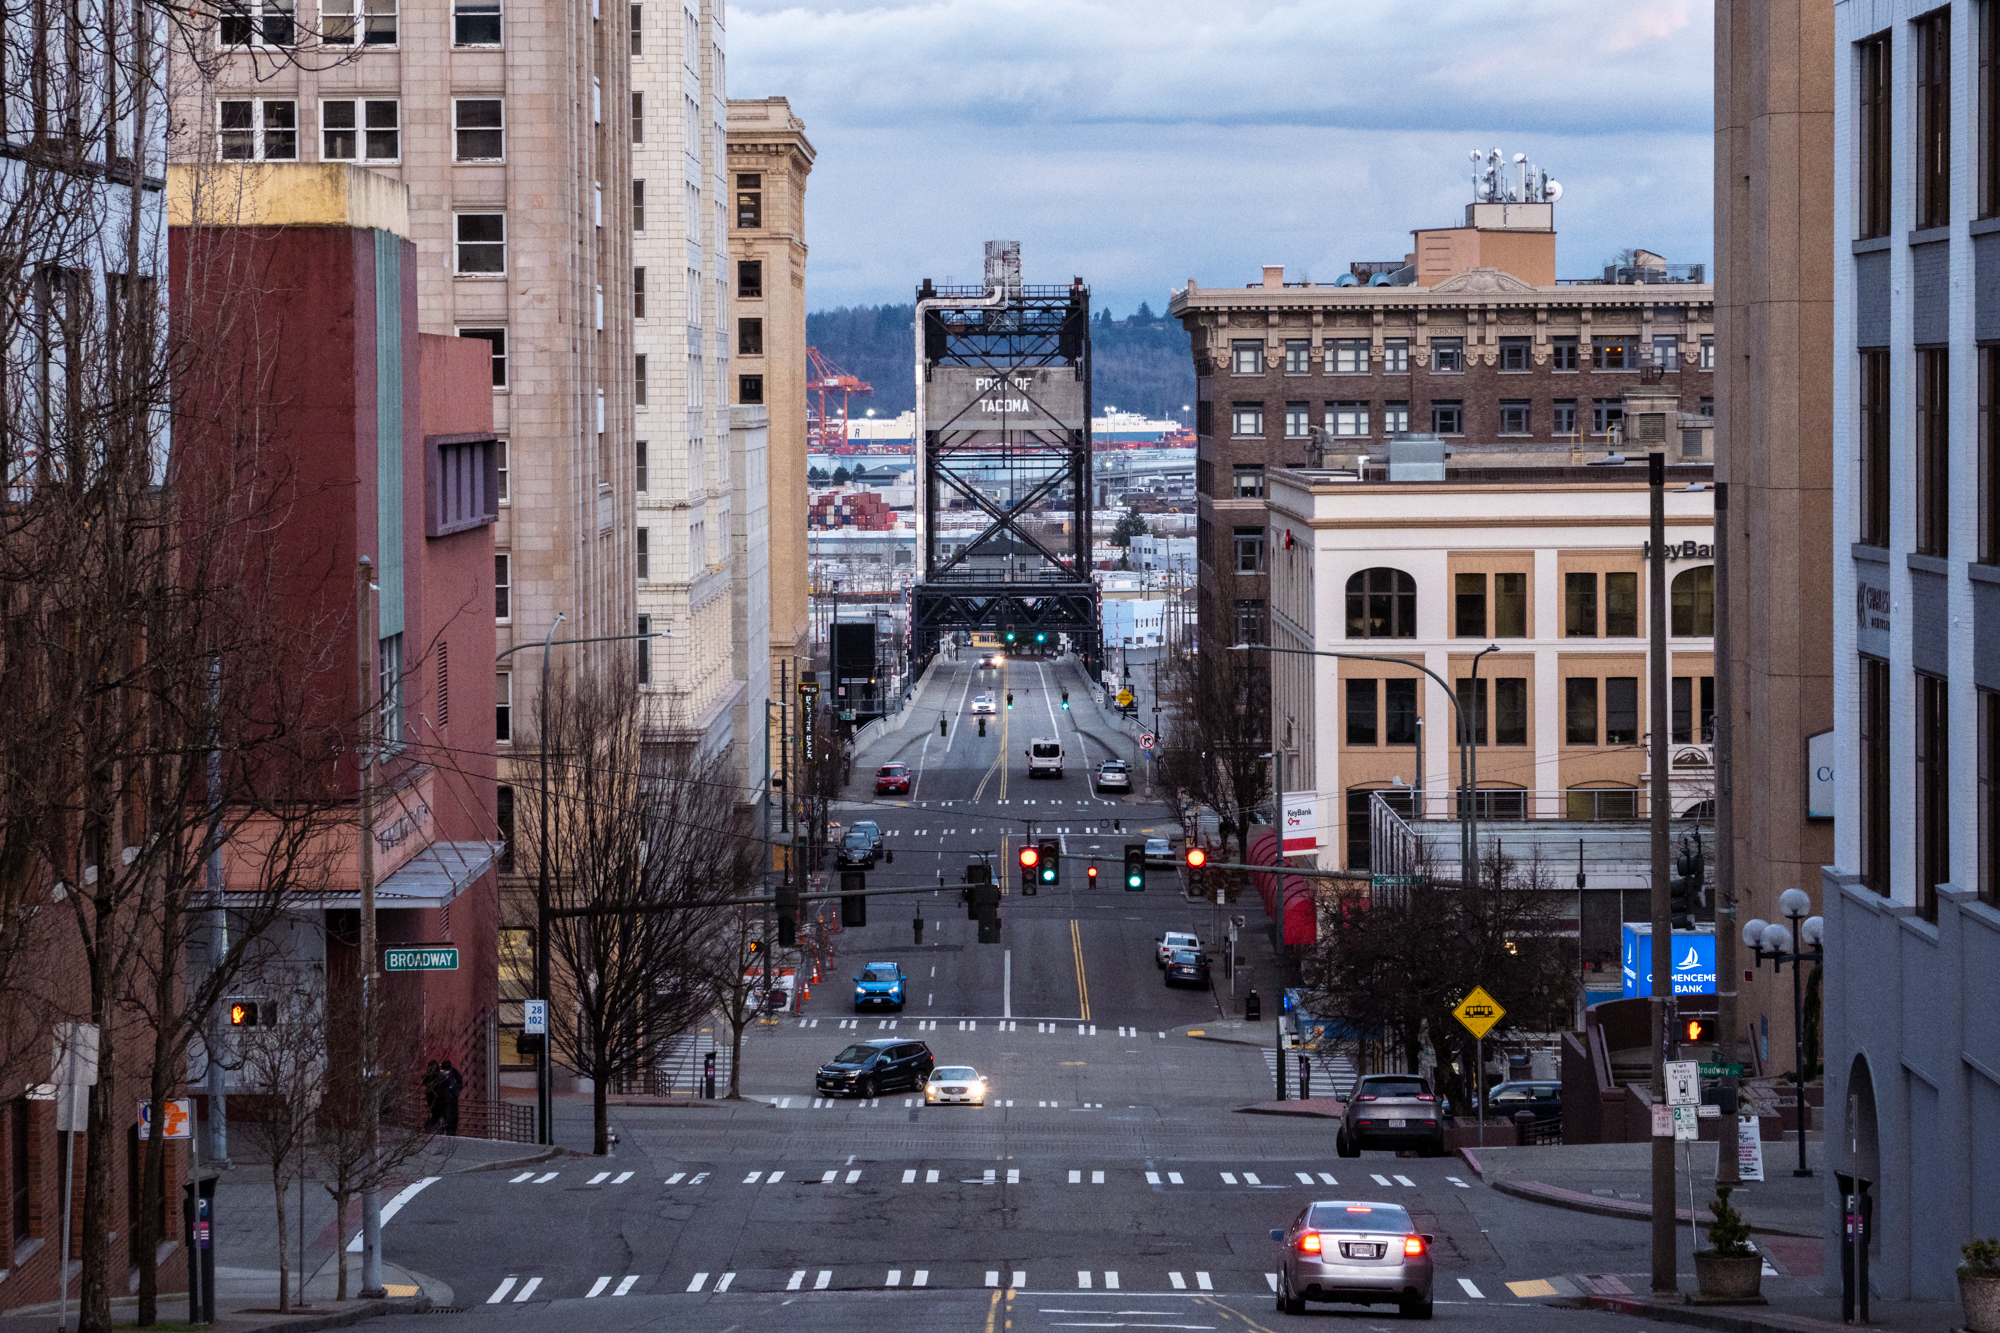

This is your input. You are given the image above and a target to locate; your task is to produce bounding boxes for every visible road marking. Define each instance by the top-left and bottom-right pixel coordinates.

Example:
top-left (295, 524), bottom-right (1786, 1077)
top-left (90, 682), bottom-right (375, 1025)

top-left (927, 1169), bottom-right (940, 1183)
top-left (588, 1172), bottom-right (610, 1185)
top-left (914, 1270), bottom-right (929, 1287)
top-left (1146, 1171), bottom-right (1161, 1185)
top-left (663, 1172), bottom-right (688, 1184)
top-left (1447, 1175), bottom-right (1470, 1188)
top-left (486, 1279), bottom-right (516, 1304)
top-left (613, 1170), bottom-right (632, 1184)
top-left (1069, 919), bottom-right (1091, 1022)
top-left (984, 1168), bottom-right (997, 1184)
top-left (1296, 1172), bottom-right (1314, 1184)
top-left (1458, 1278), bottom-right (1485, 1298)
top-left (1393, 1174), bottom-right (1416, 1187)
top-left (986, 1272), bottom-right (1000, 1288)
top-left (822, 1170), bottom-right (837, 1184)
top-left (341, 1175), bottom-right (439, 1252)
top-left (1092, 1170), bottom-right (1105, 1184)
top-left (690, 1172), bottom-right (708, 1184)
top-left (847, 1169), bottom-right (862, 1183)
top-left (1318, 1172), bottom-right (1339, 1185)
top-left (1008, 1168), bottom-right (1021, 1184)
top-left (886, 1270), bottom-right (902, 1287)
top-left (814, 1270), bottom-right (832, 1290)
top-left (1507, 1279), bottom-right (1559, 1298)
top-left (586, 1277), bottom-right (610, 1298)
top-left (903, 1169), bottom-right (917, 1183)
top-left (1014, 1271), bottom-right (1027, 1290)
top-left (512, 1277), bottom-right (541, 1302)
top-left (1197, 1272), bottom-right (1214, 1291)
top-left (787, 1270), bottom-right (806, 1291)
top-left (768, 1171), bottom-right (785, 1183)
top-left (1168, 1172), bottom-right (1184, 1185)
top-left (686, 1272), bottom-right (709, 1293)
top-left (1243, 1172), bottom-right (1261, 1185)
top-left (1168, 1272), bottom-right (1186, 1290)
top-left (1221, 1172), bottom-right (1237, 1185)
top-left (1069, 1170), bottom-right (1081, 1183)
top-left (1262, 1274), bottom-right (1276, 1292)
top-left (744, 1171), bottom-right (762, 1183)
top-left (713, 1273), bottom-right (734, 1293)
top-left (1077, 1271), bottom-right (1091, 1289)
top-left (509, 1171), bottom-right (533, 1183)
top-left (1105, 1272), bottom-right (1119, 1289)
top-left (1370, 1173), bottom-right (1392, 1186)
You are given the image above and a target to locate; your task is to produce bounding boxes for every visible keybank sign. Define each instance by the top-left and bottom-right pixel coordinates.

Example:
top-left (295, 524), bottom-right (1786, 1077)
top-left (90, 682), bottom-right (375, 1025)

top-left (1620, 924), bottom-right (1717, 998)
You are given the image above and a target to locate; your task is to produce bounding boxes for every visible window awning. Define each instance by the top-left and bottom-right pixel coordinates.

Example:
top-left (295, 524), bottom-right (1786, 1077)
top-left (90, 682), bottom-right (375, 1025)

top-left (312, 841), bottom-right (502, 909)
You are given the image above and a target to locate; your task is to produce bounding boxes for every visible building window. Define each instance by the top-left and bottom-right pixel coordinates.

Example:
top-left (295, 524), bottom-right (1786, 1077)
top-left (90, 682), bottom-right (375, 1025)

top-left (1346, 678), bottom-right (1378, 745)
top-left (1330, 402), bottom-right (1369, 437)
top-left (629, 2), bottom-right (641, 53)
top-left (1699, 335), bottom-right (1714, 370)
top-left (1551, 336), bottom-right (1579, 371)
top-left (1565, 572), bottom-right (1598, 637)
top-left (1284, 402), bottom-right (1310, 438)
top-left (496, 439), bottom-right (509, 502)
top-left (636, 527), bottom-right (649, 581)
top-left (321, 0), bottom-right (396, 45)
top-left (735, 172), bottom-right (762, 228)
top-left (1986, 347), bottom-right (2000, 562)
top-left (1859, 31), bottom-right (1891, 237)
top-left (1231, 403), bottom-right (1263, 436)
top-left (1917, 672), bottom-right (1949, 921)
top-left (737, 259), bottom-right (762, 298)
top-left (1345, 567), bottom-right (1417, 639)
top-left (1860, 655), bottom-right (1891, 894)
top-left (1499, 400), bottom-right (1530, 435)
top-left (1918, 9), bottom-right (1952, 230)
top-left (1494, 571), bottom-right (1526, 636)
top-left (494, 552), bottom-right (511, 621)
top-left (633, 354), bottom-right (647, 407)
top-left (1233, 527), bottom-right (1265, 574)
top-left (1494, 677), bottom-right (1528, 745)
top-left (1592, 398), bottom-right (1623, 436)
top-left (1918, 346), bottom-right (1950, 555)
top-left (1860, 348), bottom-right (1890, 546)
top-left (636, 440), bottom-right (647, 493)
top-left (321, 99), bottom-right (398, 161)
top-left (496, 785), bottom-right (515, 867)
top-left (452, 98), bottom-right (504, 161)
top-left (1431, 400), bottom-right (1463, 435)
top-left (1383, 402), bottom-right (1409, 434)
top-left (1232, 464), bottom-right (1265, 498)
top-left (1497, 337), bottom-right (1531, 372)
top-left (456, 327), bottom-right (506, 388)
top-left (1381, 339), bottom-right (1409, 374)
top-left (631, 91), bottom-right (644, 143)
top-left (632, 180), bottom-right (645, 231)
top-left (1385, 678), bottom-right (1419, 745)
top-left (739, 374), bottom-right (764, 404)
top-left (1430, 338), bottom-right (1463, 373)
top-left (1982, 689), bottom-right (1999, 906)
top-left (1233, 599), bottom-right (1267, 645)
top-left (218, 99), bottom-right (297, 160)
top-left (220, 0), bottom-right (295, 46)
top-left (377, 634), bottom-right (404, 755)
top-left (1699, 395), bottom-right (1714, 416)
top-left (1591, 338), bottom-right (1634, 371)
top-left (1670, 565), bottom-right (1715, 636)
top-left (1672, 675), bottom-right (1716, 743)
top-left (1604, 676), bottom-right (1639, 745)
top-left (1565, 676), bottom-right (1598, 745)
top-left (455, 213), bottom-right (505, 274)
top-left (1284, 339), bottom-right (1311, 374)
top-left (1987, 5), bottom-right (2000, 217)
top-left (1651, 335), bottom-right (1680, 370)
top-left (633, 267), bottom-right (646, 319)
top-left (454, 0), bottom-right (500, 44)
top-left (1456, 677), bottom-right (1489, 746)
top-left (495, 671), bottom-right (513, 743)
top-left (637, 615), bottom-right (652, 685)
top-left (1605, 571), bottom-right (1638, 637)
top-left (1232, 340), bottom-right (1262, 375)
top-left (1453, 572), bottom-right (1485, 638)
top-left (1557, 395), bottom-right (1581, 430)
top-left (738, 318), bottom-right (762, 356)
top-left (1330, 339), bottom-right (1369, 374)
top-left (1567, 786), bottom-right (1637, 819)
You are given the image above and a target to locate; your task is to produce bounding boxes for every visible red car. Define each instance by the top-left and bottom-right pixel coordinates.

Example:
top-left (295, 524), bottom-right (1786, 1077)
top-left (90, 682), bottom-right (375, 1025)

top-left (874, 763), bottom-right (911, 795)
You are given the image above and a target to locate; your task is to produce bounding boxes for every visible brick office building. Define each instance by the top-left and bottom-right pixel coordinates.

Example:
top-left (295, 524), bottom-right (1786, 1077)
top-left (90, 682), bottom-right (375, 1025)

top-left (1170, 198), bottom-right (1715, 646)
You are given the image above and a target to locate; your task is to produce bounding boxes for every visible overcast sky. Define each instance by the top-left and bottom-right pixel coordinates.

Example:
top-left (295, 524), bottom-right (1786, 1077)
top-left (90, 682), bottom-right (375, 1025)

top-left (729, 0), bottom-right (1715, 319)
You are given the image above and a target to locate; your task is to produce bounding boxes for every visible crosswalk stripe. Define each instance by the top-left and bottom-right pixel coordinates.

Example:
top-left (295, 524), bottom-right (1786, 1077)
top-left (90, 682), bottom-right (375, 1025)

top-left (1168, 1271), bottom-right (1186, 1289)
top-left (822, 1170), bottom-right (836, 1184)
top-left (1262, 1273), bottom-right (1276, 1292)
top-left (985, 1272), bottom-right (999, 1287)
top-left (1447, 1175), bottom-right (1470, 1188)
top-left (1318, 1172), bottom-right (1339, 1185)
top-left (1371, 1173), bottom-right (1392, 1186)
top-left (486, 1278), bottom-right (516, 1304)
top-left (615, 1276), bottom-right (639, 1296)
top-left (613, 1171), bottom-right (633, 1184)
top-left (886, 1270), bottom-right (901, 1287)
top-left (847, 1169), bottom-right (862, 1183)
top-left (1069, 1170), bottom-right (1081, 1183)
top-left (686, 1272), bottom-right (709, 1293)
top-left (586, 1277), bottom-right (610, 1298)
top-left (1296, 1172), bottom-right (1314, 1184)
top-left (902, 1169), bottom-right (917, 1183)
top-left (512, 1277), bottom-right (540, 1302)
top-left (713, 1273), bottom-right (734, 1293)
top-left (1244, 1172), bottom-right (1261, 1185)
top-left (744, 1171), bottom-right (761, 1183)
top-left (1393, 1174), bottom-right (1416, 1187)
top-left (1014, 1270), bottom-right (1027, 1289)
top-left (1146, 1171), bottom-right (1161, 1185)
top-left (927, 1169), bottom-right (940, 1183)
top-left (1008, 1168), bottom-right (1020, 1184)
top-left (533, 1172), bottom-right (557, 1184)
top-left (769, 1171), bottom-right (785, 1184)
top-left (588, 1172), bottom-right (610, 1185)
top-left (1077, 1271), bottom-right (1091, 1289)
top-left (1168, 1172), bottom-right (1184, 1185)
top-left (1092, 1170), bottom-right (1105, 1184)
top-left (1197, 1272), bottom-right (1213, 1290)
top-left (814, 1270), bottom-right (832, 1290)
top-left (1221, 1172), bottom-right (1237, 1184)
top-left (913, 1270), bottom-right (929, 1287)
top-left (1105, 1271), bottom-right (1119, 1289)
top-left (1459, 1278), bottom-right (1485, 1298)
top-left (508, 1171), bottom-right (533, 1183)
top-left (787, 1271), bottom-right (806, 1291)
top-left (664, 1172), bottom-right (685, 1185)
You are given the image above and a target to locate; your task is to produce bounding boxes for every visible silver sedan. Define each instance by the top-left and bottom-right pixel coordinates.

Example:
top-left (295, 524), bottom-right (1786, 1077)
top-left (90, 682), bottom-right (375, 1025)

top-left (924, 1065), bottom-right (987, 1106)
top-left (1272, 1200), bottom-right (1433, 1319)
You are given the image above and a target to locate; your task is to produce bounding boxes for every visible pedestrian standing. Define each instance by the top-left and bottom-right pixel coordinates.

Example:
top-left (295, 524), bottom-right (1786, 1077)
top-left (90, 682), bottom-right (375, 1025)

top-left (421, 1060), bottom-right (444, 1131)
top-left (440, 1059), bottom-right (464, 1136)
top-left (913, 914), bottom-right (925, 946)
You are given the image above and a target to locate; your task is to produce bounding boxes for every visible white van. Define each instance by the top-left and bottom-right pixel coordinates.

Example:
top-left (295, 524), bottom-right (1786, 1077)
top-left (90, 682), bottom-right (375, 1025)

top-left (1026, 738), bottom-right (1064, 779)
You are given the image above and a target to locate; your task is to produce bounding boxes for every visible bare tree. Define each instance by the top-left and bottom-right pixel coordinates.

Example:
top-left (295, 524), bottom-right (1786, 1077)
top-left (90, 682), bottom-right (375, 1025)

top-left (230, 982), bottom-right (326, 1314)
top-left (1153, 592), bottom-right (1270, 860)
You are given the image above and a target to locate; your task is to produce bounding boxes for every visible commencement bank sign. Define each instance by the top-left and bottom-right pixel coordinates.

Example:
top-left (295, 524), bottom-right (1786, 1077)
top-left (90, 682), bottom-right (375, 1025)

top-left (1620, 924), bottom-right (1715, 998)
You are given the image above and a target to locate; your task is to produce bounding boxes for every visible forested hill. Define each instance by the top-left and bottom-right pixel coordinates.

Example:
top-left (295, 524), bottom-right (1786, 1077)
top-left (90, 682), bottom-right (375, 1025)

top-left (805, 303), bottom-right (1195, 422)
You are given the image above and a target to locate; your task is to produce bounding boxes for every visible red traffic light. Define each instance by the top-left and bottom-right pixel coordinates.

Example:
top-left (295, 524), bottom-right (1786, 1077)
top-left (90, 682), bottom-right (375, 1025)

top-left (1684, 1018), bottom-right (1707, 1043)
top-left (1086, 865), bottom-right (1099, 880)
top-left (1186, 848), bottom-right (1209, 869)
top-left (1019, 846), bottom-right (1040, 869)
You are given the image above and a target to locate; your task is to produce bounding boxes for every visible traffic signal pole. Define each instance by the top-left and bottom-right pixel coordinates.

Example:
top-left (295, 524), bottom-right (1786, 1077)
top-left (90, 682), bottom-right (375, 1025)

top-left (1648, 452), bottom-right (1677, 1297)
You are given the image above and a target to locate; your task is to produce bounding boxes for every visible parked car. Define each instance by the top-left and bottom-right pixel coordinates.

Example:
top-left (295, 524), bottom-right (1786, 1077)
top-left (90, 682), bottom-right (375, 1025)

top-left (972, 694), bottom-right (997, 715)
top-left (1472, 1080), bottom-right (1562, 1123)
top-left (1272, 1200), bottom-right (1433, 1319)
top-left (1096, 760), bottom-right (1131, 793)
top-left (815, 1038), bottom-right (934, 1099)
top-left (1144, 836), bottom-right (1173, 860)
top-left (1164, 947), bottom-right (1210, 988)
top-left (1338, 1074), bottom-right (1446, 1158)
top-left (836, 830), bottom-right (877, 868)
top-left (874, 763), bottom-right (911, 795)
top-left (924, 1065), bottom-right (987, 1106)
top-left (850, 820), bottom-right (884, 854)
top-left (1156, 930), bottom-right (1201, 967)
top-left (852, 961), bottom-right (907, 1010)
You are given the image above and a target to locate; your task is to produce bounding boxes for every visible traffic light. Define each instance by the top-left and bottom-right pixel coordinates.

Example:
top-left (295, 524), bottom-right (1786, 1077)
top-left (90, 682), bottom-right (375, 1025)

top-left (972, 879), bottom-right (1002, 943)
top-left (1038, 839), bottom-right (1059, 886)
top-left (1034, 631), bottom-right (1047, 644)
top-left (1123, 843), bottom-right (1146, 891)
top-left (1006, 692), bottom-right (1014, 709)
top-left (1061, 690), bottom-right (1070, 710)
top-left (966, 862), bottom-right (990, 919)
top-left (1086, 864), bottom-right (1098, 885)
top-left (1018, 844), bottom-right (1039, 895)
top-left (1670, 833), bottom-right (1706, 929)
top-left (747, 938), bottom-right (763, 956)
top-left (1185, 847), bottom-right (1209, 870)
top-left (1003, 625), bottom-right (1017, 644)
top-left (777, 879), bottom-right (799, 947)
top-left (840, 869), bottom-right (867, 928)
top-left (229, 1001), bottom-right (259, 1028)
top-left (1684, 1017), bottom-right (1707, 1045)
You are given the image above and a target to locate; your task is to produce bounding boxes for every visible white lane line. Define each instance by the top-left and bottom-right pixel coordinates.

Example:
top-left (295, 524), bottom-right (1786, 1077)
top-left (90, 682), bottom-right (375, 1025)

top-left (585, 1277), bottom-right (611, 1298)
top-left (588, 1172), bottom-right (611, 1185)
top-left (914, 1270), bottom-right (929, 1287)
top-left (686, 1272), bottom-right (709, 1293)
top-left (664, 1172), bottom-right (686, 1185)
top-left (814, 1270), bottom-right (832, 1290)
top-left (713, 1273), bottom-right (735, 1293)
top-left (1447, 1175), bottom-right (1470, 1188)
top-left (613, 1170), bottom-right (633, 1184)
top-left (1370, 1173), bottom-right (1393, 1186)
top-left (485, 1278), bottom-right (516, 1304)
top-left (347, 1176), bottom-right (439, 1251)
top-left (1393, 1174), bottom-right (1416, 1187)
top-left (1459, 1278), bottom-right (1485, 1298)
top-left (509, 1171), bottom-right (533, 1183)
top-left (512, 1277), bottom-right (541, 1303)
top-left (1197, 1271), bottom-right (1214, 1291)
top-left (1319, 1172), bottom-right (1339, 1185)
top-left (787, 1271), bottom-right (806, 1291)
top-left (1168, 1272), bottom-right (1186, 1290)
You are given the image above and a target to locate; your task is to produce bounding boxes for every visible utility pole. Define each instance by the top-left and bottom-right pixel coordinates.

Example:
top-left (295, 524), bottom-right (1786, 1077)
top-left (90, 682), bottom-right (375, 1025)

top-left (1647, 453), bottom-right (1676, 1296)
top-left (1713, 481), bottom-right (1739, 1185)
top-left (356, 558), bottom-right (385, 1298)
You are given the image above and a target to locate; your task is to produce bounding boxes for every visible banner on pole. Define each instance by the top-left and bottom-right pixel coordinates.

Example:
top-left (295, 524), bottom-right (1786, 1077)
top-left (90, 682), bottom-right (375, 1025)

top-left (1280, 792), bottom-right (1318, 855)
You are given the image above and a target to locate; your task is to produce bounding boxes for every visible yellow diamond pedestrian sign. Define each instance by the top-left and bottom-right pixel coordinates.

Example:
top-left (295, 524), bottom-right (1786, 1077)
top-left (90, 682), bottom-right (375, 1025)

top-left (1453, 986), bottom-right (1504, 1040)
top-left (1116, 688), bottom-right (1134, 707)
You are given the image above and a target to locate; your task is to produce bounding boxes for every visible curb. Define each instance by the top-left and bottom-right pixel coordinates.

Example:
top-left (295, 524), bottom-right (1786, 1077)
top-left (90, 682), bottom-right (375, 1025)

top-left (1489, 1178), bottom-right (1820, 1239)
top-left (451, 1145), bottom-right (570, 1174)
top-left (1234, 1104), bottom-right (1342, 1120)
top-left (224, 1294), bottom-right (433, 1333)
top-left (1573, 1292), bottom-right (1854, 1333)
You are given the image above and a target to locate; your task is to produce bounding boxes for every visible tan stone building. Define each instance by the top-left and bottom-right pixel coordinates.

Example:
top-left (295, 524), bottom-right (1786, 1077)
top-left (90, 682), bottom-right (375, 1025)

top-left (1714, 0), bottom-right (1833, 1080)
top-left (726, 97), bottom-right (814, 777)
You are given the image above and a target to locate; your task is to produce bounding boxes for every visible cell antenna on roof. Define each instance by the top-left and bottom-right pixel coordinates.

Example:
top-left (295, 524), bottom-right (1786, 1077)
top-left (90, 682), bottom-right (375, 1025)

top-left (1469, 148), bottom-right (1559, 205)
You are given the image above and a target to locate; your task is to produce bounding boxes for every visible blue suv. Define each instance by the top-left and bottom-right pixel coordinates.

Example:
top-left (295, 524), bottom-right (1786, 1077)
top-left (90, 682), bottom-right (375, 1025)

top-left (853, 961), bottom-right (907, 1010)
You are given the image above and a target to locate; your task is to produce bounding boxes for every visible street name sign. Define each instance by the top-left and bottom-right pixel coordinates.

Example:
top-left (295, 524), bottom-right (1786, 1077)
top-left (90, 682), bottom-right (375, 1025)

top-left (1452, 986), bottom-right (1504, 1040)
top-left (1663, 1059), bottom-right (1701, 1106)
top-left (1698, 1063), bottom-right (1745, 1077)
top-left (385, 945), bottom-right (459, 972)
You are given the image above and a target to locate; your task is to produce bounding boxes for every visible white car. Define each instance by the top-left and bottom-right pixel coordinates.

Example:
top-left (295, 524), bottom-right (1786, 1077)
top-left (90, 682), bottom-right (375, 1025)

top-left (972, 694), bottom-right (996, 716)
top-left (925, 1065), bottom-right (987, 1106)
top-left (1096, 760), bottom-right (1131, 792)
top-left (1157, 930), bottom-right (1201, 968)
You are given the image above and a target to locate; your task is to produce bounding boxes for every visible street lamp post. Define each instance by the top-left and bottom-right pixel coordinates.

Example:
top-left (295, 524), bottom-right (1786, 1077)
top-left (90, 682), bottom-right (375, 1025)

top-left (497, 621), bottom-right (679, 1148)
top-left (1743, 888), bottom-right (1825, 1178)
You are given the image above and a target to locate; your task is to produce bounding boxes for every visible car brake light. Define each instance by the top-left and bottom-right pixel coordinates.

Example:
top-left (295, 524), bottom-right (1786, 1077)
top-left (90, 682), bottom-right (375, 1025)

top-left (1355, 1093), bottom-right (1376, 1101)
top-left (1297, 1232), bottom-right (1322, 1255)
top-left (1414, 1093), bottom-right (1436, 1102)
top-left (1404, 1235), bottom-right (1426, 1257)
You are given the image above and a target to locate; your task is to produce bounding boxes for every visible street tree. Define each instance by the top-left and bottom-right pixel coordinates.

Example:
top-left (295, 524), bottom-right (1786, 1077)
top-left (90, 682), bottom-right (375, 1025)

top-left (1109, 506), bottom-right (1150, 548)
top-left (1152, 593), bottom-right (1270, 862)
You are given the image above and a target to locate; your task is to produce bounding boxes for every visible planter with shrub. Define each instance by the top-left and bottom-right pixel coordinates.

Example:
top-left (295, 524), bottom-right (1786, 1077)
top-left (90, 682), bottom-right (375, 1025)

top-left (1693, 1188), bottom-right (1764, 1304)
top-left (1963, 1237), bottom-right (2000, 1333)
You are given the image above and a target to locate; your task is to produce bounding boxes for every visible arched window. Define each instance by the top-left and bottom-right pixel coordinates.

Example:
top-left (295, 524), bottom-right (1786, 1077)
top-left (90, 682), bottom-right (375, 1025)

top-left (1345, 567), bottom-right (1417, 638)
top-left (1670, 565), bottom-right (1714, 636)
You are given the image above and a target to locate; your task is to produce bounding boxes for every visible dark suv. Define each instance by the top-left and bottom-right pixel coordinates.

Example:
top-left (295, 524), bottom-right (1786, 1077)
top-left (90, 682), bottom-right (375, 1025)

top-left (815, 1038), bottom-right (934, 1099)
top-left (1337, 1074), bottom-right (1446, 1158)
top-left (1478, 1080), bottom-right (1562, 1124)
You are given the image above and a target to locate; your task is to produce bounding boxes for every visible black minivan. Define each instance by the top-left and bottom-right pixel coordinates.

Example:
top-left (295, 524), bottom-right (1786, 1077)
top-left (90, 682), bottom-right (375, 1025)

top-left (815, 1038), bottom-right (934, 1099)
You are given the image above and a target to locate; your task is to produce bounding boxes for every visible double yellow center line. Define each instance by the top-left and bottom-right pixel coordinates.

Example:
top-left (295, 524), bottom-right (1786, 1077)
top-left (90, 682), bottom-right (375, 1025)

top-left (1069, 918), bottom-right (1090, 1021)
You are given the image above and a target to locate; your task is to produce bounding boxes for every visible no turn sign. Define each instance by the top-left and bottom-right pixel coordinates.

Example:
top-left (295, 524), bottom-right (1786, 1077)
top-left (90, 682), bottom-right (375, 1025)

top-left (1138, 733), bottom-right (1155, 750)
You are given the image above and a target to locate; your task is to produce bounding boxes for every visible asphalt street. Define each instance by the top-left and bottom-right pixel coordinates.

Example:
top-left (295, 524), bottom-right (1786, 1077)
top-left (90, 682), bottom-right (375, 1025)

top-left (361, 654), bottom-right (1704, 1330)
